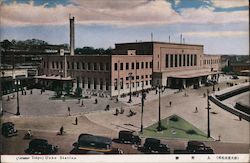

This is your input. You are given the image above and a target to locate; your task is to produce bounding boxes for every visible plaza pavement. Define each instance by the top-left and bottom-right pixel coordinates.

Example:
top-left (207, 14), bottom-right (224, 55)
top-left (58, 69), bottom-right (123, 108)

top-left (85, 76), bottom-right (249, 144)
top-left (1, 75), bottom-right (249, 146)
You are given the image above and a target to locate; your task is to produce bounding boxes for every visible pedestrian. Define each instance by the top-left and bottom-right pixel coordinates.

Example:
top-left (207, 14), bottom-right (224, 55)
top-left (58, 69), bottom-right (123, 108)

top-left (75, 117), bottom-right (78, 125)
top-left (24, 91), bottom-right (27, 95)
top-left (81, 100), bottom-right (84, 107)
top-left (68, 107), bottom-right (71, 116)
top-left (203, 93), bottom-right (206, 98)
top-left (195, 107), bottom-right (198, 113)
top-left (7, 96), bottom-right (10, 101)
top-left (218, 135), bottom-right (221, 141)
top-left (169, 101), bottom-right (172, 107)
top-left (155, 89), bottom-right (158, 94)
top-left (30, 89), bottom-right (32, 94)
top-left (78, 98), bottom-right (80, 104)
top-left (116, 97), bottom-right (119, 103)
top-left (239, 115), bottom-right (242, 121)
top-left (40, 89), bottom-right (43, 94)
top-left (217, 87), bottom-right (220, 91)
top-left (95, 98), bottom-right (98, 104)
top-left (60, 126), bottom-right (64, 135)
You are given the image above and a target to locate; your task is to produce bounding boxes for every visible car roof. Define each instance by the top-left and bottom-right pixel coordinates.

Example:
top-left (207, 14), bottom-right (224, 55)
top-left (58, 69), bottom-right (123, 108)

top-left (30, 139), bottom-right (48, 144)
top-left (119, 130), bottom-right (133, 134)
top-left (145, 138), bottom-right (160, 143)
top-left (188, 141), bottom-right (204, 145)
top-left (2, 122), bottom-right (14, 126)
top-left (78, 134), bottom-right (112, 145)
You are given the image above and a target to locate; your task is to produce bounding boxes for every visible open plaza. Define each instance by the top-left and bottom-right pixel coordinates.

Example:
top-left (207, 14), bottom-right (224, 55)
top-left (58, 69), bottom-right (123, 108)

top-left (1, 74), bottom-right (249, 154)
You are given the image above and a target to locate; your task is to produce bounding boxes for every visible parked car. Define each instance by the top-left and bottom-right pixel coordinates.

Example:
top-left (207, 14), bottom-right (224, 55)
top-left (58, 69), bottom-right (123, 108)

top-left (73, 134), bottom-right (112, 153)
top-left (118, 130), bottom-right (141, 145)
top-left (143, 138), bottom-right (170, 154)
top-left (25, 139), bottom-right (58, 154)
top-left (186, 141), bottom-right (214, 154)
top-left (232, 75), bottom-right (239, 79)
top-left (1, 122), bottom-right (18, 137)
top-left (205, 81), bottom-right (213, 86)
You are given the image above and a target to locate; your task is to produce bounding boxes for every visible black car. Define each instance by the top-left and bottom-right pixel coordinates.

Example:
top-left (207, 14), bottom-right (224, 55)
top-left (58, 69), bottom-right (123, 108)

top-left (232, 75), bottom-right (239, 79)
top-left (25, 139), bottom-right (58, 154)
top-left (143, 138), bottom-right (170, 154)
top-left (73, 134), bottom-right (112, 153)
top-left (1, 122), bottom-right (18, 137)
top-left (118, 130), bottom-right (141, 145)
top-left (186, 141), bottom-right (214, 154)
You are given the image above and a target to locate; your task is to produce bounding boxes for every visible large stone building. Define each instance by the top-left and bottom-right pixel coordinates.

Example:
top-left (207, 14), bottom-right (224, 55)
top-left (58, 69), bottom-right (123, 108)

top-left (39, 41), bottom-right (221, 97)
top-left (38, 16), bottom-right (221, 97)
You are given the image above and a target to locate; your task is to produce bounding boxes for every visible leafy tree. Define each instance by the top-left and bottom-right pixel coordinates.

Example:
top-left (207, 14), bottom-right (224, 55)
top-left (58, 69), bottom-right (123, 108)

top-left (54, 86), bottom-right (62, 98)
top-left (75, 87), bottom-right (82, 97)
top-left (222, 66), bottom-right (232, 73)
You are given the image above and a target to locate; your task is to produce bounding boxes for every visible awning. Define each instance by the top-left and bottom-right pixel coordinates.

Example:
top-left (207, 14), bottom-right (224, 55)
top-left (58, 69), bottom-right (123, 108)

top-left (34, 75), bottom-right (74, 81)
top-left (168, 71), bottom-right (222, 79)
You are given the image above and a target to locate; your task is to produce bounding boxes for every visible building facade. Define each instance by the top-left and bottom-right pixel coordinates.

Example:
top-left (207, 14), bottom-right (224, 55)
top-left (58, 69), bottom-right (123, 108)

top-left (39, 41), bottom-right (221, 97)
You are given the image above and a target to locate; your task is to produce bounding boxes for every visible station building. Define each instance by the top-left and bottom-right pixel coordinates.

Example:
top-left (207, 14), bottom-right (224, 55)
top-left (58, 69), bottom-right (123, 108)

top-left (37, 16), bottom-right (221, 97)
top-left (39, 41), bottom-right (221, 97)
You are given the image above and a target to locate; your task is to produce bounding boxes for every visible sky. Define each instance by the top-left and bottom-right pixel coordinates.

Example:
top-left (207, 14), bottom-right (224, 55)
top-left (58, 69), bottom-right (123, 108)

top-left (0, 0), bottom-right (249, 55)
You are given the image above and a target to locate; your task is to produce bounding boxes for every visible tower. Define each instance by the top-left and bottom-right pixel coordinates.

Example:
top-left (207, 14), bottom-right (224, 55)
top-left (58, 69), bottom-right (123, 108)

top-left (69, 15), bottom-right (75, 56)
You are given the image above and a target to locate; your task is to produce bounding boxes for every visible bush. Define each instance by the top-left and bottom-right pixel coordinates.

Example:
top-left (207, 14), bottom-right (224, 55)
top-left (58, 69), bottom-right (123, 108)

top-left (75, 87), bottom-right (82, 97)
top-left (170, 115), bottom-right (179, 122)
top-left (186, 129), bottom-right (197, 135)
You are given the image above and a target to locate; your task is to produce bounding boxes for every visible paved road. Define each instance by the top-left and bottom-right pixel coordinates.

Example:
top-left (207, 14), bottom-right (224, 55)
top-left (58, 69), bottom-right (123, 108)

top-left (1, 130), bottom-right (248, 155)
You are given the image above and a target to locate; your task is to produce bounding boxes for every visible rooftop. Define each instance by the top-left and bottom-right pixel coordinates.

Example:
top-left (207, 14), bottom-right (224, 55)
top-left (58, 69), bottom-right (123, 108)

top-left (115, 41), bottom-right (203, 47)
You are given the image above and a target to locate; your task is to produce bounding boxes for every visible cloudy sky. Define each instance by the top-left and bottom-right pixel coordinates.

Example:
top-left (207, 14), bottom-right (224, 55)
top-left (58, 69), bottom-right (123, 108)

top-left (0, 0), bottom-right (249, 55)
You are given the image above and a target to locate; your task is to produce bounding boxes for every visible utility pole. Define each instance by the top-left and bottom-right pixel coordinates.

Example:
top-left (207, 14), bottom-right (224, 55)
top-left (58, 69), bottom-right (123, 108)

top-left (128, 73), bottom-right (132, 103)
top-left (16, 79), bottom-right (20, 116)
top-left (157, 85), bottom-right (162, 131)
top-left (207, 89), bottom-right (210, 138)
top-left (140, 83), bottom-right (145, 133)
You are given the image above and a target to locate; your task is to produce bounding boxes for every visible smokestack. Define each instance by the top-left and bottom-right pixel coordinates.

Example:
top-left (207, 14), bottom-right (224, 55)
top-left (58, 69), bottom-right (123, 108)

top-left (183, 38), bottom-right (185, 44)
top-left (70, 15), bottom-right (75, 56)
top-left (180, 34), bottom-right (182, 44)
top-left (169, 35), bottom-right (170, 43)
top-left (151, 32), bottom-right (153, 42)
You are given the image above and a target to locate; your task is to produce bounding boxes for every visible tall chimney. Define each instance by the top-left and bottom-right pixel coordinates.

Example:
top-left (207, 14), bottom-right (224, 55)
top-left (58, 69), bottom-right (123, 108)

top-left (180, 34), bottom-right (182, 44)
top-left (70, 15), bottom-right (75, 56)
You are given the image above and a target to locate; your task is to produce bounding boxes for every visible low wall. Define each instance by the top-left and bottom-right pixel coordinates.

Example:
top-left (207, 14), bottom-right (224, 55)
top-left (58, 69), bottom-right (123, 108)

top-left (209, 95), bottom-right (250, 122)
top-left (215, 85), bottom-right (250, 101)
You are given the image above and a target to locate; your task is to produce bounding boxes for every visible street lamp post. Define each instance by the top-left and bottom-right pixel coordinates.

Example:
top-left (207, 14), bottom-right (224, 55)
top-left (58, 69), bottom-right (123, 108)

top-left (128, 73), bottom-right (132, 103)
top-left (207, 89), bottom-right (210, 138)
top-left (140, 83), bottom-right (145, 133)
top-left (15, 79), bottom-right (20, 115)
top-left (1, 72), bottom-right (5, 116)
top-left (157, 84), bottom-right (162, 131)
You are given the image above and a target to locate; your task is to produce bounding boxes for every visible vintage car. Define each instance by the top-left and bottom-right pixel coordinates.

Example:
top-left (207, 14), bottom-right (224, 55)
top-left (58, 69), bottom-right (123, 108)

top-left (73, 134), bottom-right (113, 153)
top-left (25, 139), bottom-right (58, 154)
top-left (118, 130), bottom-right (141, 145)
top-left (186, 141), bottom-right (214, 154)
top-left (143, 138), bottom-right (170, 154)
top-left (1, 122), bottom-right (18, 137)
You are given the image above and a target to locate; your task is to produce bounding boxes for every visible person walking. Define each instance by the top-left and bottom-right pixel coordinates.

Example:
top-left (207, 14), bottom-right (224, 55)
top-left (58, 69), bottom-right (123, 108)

top-left (75, 117), bottom-right (78, 125)
top-left (95, 98), bottom-right (98, 104)
top-left (169, 101), bottom-right (172, 107)
top-left (60, 126), bottom-right (64, 135)
top-left (195, 107), bottom-right (198, 113)
top-left (239, 115), bottom-right (242, 121)
top-left (81, 100), bottom-right (84, 107)
top-left (68, 107), bottom-right (71, 116)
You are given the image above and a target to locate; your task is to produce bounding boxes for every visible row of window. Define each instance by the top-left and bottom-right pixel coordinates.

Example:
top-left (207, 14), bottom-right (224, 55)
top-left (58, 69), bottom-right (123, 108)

top-left (165, 54), bottom-right (197, 68)
top-left (203, 59), bottom-right (219, 65)
top-left (45, 61), bottom-right (110, 71)
top-left (114, 61), bottom-right (153, 71)
top-left (75, 77), bottom-right (109, 90)
top-left (114, 80), bottom-right (152, 90)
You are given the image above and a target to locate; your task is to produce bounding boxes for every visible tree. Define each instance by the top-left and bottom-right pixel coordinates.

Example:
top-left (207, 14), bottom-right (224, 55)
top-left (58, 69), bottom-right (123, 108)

top-left (1, 40), bottom-right (13, 50)
top-left (75, 87), bottom-right (82, 97)
top-left (222, 66), bottom-right (232, 73)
